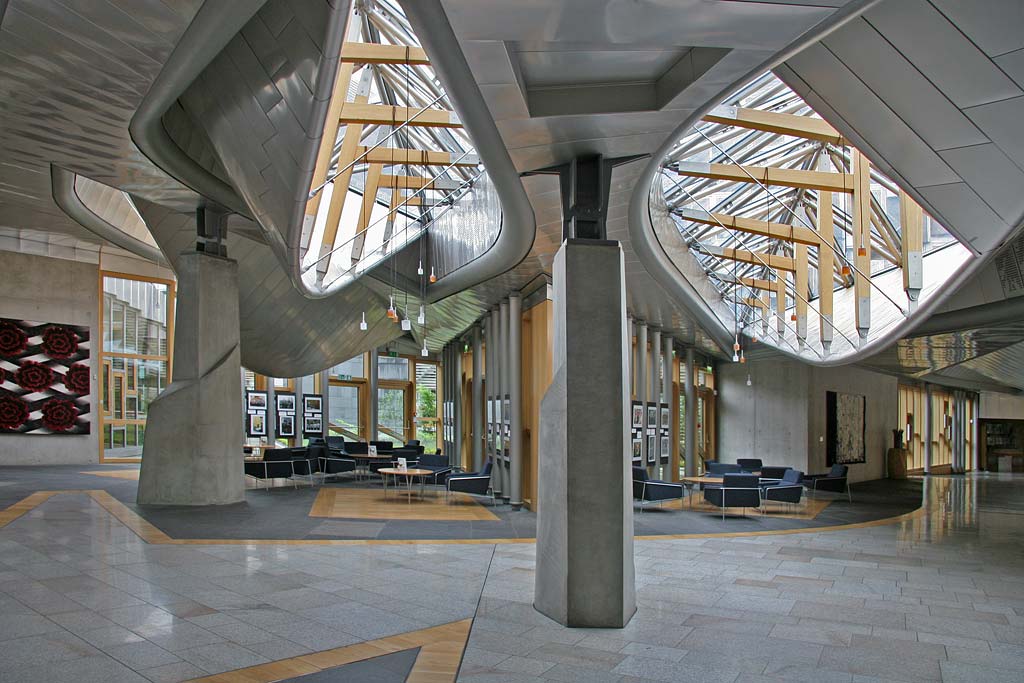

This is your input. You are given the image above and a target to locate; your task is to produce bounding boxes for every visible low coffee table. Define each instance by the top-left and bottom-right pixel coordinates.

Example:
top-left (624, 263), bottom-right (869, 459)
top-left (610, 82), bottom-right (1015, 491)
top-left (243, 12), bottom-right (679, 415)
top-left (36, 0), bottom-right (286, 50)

top-left (379, 467), bottom-right (433, 499)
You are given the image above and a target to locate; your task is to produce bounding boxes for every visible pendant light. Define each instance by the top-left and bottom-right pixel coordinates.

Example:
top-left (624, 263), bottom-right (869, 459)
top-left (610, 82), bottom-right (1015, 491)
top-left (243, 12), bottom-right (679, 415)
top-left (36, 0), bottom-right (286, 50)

top-left (746, 374), bottom-right (752, 387)
top-left (417, 260), bottom-right (424, 276)
top-left (387, 295), bottom-right (397, 321)
top-left (417, 305), bottom-right (425, 325)
top-left (421, 339), bottom-right (429, 357)
top-left (359, 311), bottom-right (368, 331)
top-left (429, 266), bottom-right (437, 283)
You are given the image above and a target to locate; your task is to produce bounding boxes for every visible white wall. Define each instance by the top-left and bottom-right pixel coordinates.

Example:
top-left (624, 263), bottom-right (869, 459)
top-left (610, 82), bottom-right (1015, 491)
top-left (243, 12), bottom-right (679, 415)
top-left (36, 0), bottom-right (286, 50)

top-left (979, 392), bottom-right (1024, 420)
top-left (0, 251), bottom-right (100, 465)
top-left (719, 358), bottom-right (898, 483)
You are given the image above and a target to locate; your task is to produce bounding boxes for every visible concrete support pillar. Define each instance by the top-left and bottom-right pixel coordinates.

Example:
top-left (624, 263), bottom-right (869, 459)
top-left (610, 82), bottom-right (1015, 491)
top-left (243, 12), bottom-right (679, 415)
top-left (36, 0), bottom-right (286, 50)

top-left (923, 383), bottom-right (932, 475)
top-left (138, 251), bottom-right (244, 506)
top-left (650, 328), bottom-right (661, 478)
top-left (535, 239), bottom-right (635, 628)
top-left (636, 322), bottom-right (647, 466)
top-left (662, 334), bottom-right (673, 481)
top-left (971, 395), bottom-right (979, 472)
top-left (500, 299), bottom-right (511, 503)
top-left (368, 347), bottom-right (379, 442)
top-left (266, 381), bottom-right (277, 443)
top-left (454, 342), bottom-right (463, 468)
top-left (472, 325), bottom-right (484, 472)
top-left (509, 293), bottom-right (523, 509)
top-left (684, 348), bottom-right (697, 477)
top-left (628, 318), bottom-right (635, 398)
top-left (443, 344), bottom-right (451, 455)
top-left (492, 307), bottom-right (503, 498)
top-left (485, 315), bottom-right (494, 470)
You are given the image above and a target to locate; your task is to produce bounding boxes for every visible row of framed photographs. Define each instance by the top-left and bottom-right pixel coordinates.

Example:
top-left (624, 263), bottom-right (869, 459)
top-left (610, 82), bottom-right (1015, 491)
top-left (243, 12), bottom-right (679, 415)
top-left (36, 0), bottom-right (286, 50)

top-left (632, 436), bottom-right (670, 460)
top-left (631, 404), bottom-right (670, 429)
top-left (247, 411), bottom-right (323, 437)
top-left (245, 392), bottom-right (321, 414)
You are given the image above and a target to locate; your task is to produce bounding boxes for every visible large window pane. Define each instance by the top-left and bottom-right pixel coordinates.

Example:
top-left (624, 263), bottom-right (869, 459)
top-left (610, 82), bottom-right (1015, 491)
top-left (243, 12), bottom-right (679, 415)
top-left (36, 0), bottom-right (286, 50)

top-left (328, 384), bottom-right (360, 438)
top-left (101, 274), bottom-right (172, 460)
top-left (331, 355), bottom-right (364, 379)
top-left (378, 387), bottom-right (405, 442)
top-left (378, 356), bottom-right (409, 381)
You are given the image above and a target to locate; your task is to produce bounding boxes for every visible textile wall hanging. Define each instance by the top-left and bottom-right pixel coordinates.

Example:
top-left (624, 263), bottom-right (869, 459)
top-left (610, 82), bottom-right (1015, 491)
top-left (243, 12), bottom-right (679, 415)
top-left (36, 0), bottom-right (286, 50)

top-left (826, 390), bottom-right (866, 465)
top-left (0, 318), bottom-right (91, 435)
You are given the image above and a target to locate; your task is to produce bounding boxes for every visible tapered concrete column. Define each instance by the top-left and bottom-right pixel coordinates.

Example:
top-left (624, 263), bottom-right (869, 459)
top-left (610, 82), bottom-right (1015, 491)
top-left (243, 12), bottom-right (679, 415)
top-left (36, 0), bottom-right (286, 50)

top-left (636, 322), bottom-right (647, 465)
top-left (662, 334), bottom-right (673, 480)
top-left (499, 299), bottom-right (511, 503)
top-left (509, 293), bottom-right (523, 509)
top-left (684, 348), bottom-right (697, 477)
top-left (923, 383), bottom-right (932, 475)
top-left (650, 328), bottom-right (661, 477)
top-left (369, 347), bottom-right (379, 441)
top-left (485, 315), bottom-right (495, 470)
top-left (266, 382), bottom-right (277, 442)
top-left (971, 395), bottom-right (980, 472)
top-left (472, 325), bottom-right (484, 472)
top-left (628, 318), bottom-right (635, 398)
top-left (138, 251), bottom-right (243, 506)
top-left (319, 370), bottom-right (330, 439)
top-left (454, 342), bottom-right (463, 468)
top-left (535, 239), bottom-right (635, 628)
top-left (491, 307), bottom-right (503, 498)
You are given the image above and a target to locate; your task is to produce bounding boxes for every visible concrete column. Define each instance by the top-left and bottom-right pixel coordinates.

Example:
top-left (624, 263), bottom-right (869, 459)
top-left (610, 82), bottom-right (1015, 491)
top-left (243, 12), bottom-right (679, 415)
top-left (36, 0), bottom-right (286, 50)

top-left (485, 315), bottom-right (494, 470)
top-left (535, 239), bottom-right (635, 628)
top-left (492, 307), bottom-right (503, 498)
top-left (636, 322), bottom-right (647, 466)
top-left (138, 251), bottom-right (244, 505)
top-left (472, 325), bottom-right (484, 472)
top-left (509, 293), bottom-right (523, 509)
top-left (443, 344), bottom-right (450, 455)
top-left (368, 347), bottom-right (379, 442)
top-left (500, 299), bottom-right (511, 503)
top-left (628, 318), bottom-right (635, 398)
top-left (662, 334), bottom-right (673, 480)
top-left (684, 348), bottom-right (697, 477)
top-left (266, 381), bottom-right (277, 444)
top-left (650, 328), bottom-right (661, 478)
top-left (972, 395), bottom-right (980, 472)
top-left (319, 370), bottom-right (330, 439)
top-left (454, 342), bottom-right (463, 468)
top-left (923, 383), bottom-right (932, 475)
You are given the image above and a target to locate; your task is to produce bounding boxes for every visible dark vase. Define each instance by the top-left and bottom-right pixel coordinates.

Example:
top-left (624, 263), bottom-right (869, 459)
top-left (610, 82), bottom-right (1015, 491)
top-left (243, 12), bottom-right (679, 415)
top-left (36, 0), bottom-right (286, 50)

top-left (892, 429), bottom-right (904, 450)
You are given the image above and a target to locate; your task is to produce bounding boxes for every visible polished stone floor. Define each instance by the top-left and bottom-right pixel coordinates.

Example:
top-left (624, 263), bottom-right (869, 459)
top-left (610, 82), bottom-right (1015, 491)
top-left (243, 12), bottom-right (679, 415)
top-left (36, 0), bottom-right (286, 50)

top-left (0, 465), bottom-right (922, 541)
top-left (0, 473), bottom-right (1019, 682)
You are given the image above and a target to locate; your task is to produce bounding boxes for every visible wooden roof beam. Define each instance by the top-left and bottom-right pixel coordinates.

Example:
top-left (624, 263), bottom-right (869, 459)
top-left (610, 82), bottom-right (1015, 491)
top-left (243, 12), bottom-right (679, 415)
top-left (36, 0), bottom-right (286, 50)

top-left (341, 42), bottom-right (429, 65)
top-left (702, 105), bottom-right (845, 145)
top-left (356, 146), bottom-right (478, 167)
top-left (677, 161), bottom-right (854, 193)
top-left (340, 102), bottom-right (461, 128)
top-left (705, 247), bottom-right (796, 272)
top-left (675, 208), bottom-right (822, 246)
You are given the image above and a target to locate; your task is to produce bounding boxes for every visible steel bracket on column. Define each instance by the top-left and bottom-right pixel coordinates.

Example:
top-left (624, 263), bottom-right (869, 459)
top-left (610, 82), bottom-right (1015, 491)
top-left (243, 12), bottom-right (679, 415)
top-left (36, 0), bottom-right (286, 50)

top-left (523, 154), bottom-right (648, 240)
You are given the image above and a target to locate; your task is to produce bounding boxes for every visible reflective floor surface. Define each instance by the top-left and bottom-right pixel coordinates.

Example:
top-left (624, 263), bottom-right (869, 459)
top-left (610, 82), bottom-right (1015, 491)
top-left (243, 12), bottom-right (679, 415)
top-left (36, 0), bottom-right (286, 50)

top-left (0, 474), bottom-right (1018, 682)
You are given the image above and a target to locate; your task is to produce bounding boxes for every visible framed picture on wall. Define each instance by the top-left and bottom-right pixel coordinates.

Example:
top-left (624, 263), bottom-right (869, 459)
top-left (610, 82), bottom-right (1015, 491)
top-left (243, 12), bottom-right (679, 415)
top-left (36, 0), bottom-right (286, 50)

top-left (249, 413), bottom-right (266, 436)
top-left (826, 391), bottom-right (866, 465)
top-left (661, 406), bottom-right (670, 426)
top-left (277, 393), bottom-right (296, 412)
top-left (660, 436), bottom-right (670, 457)
top-left (279, 414), bottom-right (295, 437)
top-left (303, 396), bottom-right (322, 413)
top-left (631, 404), bottom-right (643, 428)
top-left (247, 392), bottom-right (267, 410)
top-left (647, 435), bottom-right (656, 463)
top-left (304, 416), bottom-right (322, 434)
top-left (631, 439), bottom-right (642, 461)
top-left (647, 405), bottom-right (656, 428)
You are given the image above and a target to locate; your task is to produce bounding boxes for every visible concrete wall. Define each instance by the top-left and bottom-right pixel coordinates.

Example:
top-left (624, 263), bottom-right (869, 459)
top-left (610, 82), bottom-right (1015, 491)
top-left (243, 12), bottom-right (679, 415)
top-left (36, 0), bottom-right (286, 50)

top-left (719, 358), bottom-right (897, 483)
top-left (0, 251), bottom-right (99, 465)
top-left (718, 359), bottom-right (809, 474)
top-left (979, 392), bottom-right (1024, 420)
top-left (807, 366), bottom-right (897, 484)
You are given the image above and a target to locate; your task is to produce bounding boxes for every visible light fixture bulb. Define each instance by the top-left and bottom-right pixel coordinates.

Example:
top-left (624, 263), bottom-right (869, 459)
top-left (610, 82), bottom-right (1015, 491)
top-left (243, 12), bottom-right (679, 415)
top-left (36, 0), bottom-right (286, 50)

top-left (417, 305), bottom-right (425, 325)
top-left (421, 341), bottom-right (429, 357)
top-left (746, 374), bottom-right (752, 387)
top-left (841, 264), bottom-right (851, 276)
top-left (857, 246), bottom-right (867, 257)
top-left (740, 350), bottom-right (746, 364)
top-left (732, 352), bottom-right (739, 362)
top-left (401, 316), bottom-right (412, 331)
top-left (359, 312), bottom-right (367, 331)
top-left (417, 260), bottom-right (424, 276)
top-left (429, 267), bottom-right (437, 283)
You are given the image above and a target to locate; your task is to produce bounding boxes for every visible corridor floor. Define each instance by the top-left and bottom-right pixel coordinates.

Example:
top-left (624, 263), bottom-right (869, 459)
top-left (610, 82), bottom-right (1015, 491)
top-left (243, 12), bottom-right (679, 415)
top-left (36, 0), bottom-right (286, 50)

top-left (0, 474), bottom-right (1018, 682)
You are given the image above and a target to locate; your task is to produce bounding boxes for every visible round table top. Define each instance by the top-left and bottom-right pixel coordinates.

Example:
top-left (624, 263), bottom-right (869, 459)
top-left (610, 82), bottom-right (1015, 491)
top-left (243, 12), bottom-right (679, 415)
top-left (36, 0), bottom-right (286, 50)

top-left (378, 467), bottom-right (433, 477)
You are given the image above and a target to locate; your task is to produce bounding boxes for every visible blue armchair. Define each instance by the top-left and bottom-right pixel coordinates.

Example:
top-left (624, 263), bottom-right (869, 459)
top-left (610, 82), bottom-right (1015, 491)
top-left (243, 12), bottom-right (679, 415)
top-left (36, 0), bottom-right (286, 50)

top-left (737, 458), bottom-right (762, 473)
top-left (703, 474), bottom-right (761, 519)
top-left (632, 467), bottom-right (684, 511)
top-left (761, 469), bottom-right (804, 511)
top-left (707, 462), bottom-right (742, 476)
top-left (447, 461), bottom-right (493, 502)
top-left (804, 464), bottom-right (851, 501)
top-left (414, 453), bottom-right (452, 486)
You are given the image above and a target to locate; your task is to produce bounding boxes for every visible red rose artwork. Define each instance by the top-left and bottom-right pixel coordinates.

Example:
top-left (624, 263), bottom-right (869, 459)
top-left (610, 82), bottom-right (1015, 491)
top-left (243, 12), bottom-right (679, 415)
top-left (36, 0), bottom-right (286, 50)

top-left (41, 398), bottom-right (78, 432)
top-left (0, 321), bottom-right (28, 357)
top-left (16, 360), bottom-right (54, 392)
top-left (41, 325), bottom-right (79, 359)
top-left (63, 364), bottom-right (90, 395)
top-left (0, 396), bottom-right (29, 431)
top-left (0, 317), bottom-right (90, 435)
